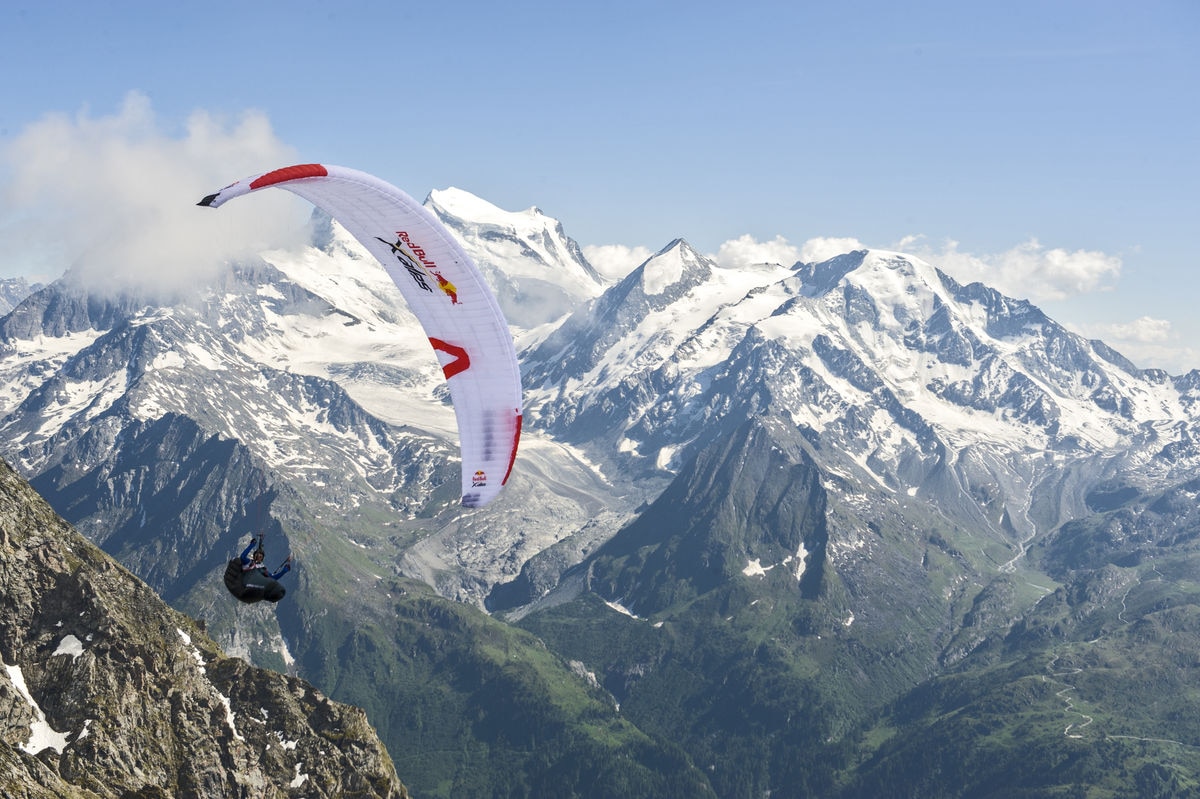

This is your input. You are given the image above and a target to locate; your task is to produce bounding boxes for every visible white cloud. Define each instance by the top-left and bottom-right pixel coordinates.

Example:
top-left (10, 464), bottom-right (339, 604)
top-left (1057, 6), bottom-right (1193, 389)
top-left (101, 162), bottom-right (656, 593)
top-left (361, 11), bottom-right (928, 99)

top-left (710, 235), bottom-right (866, 269)
top-left (713, 234), bottom-right (803, 269)
top-left (897, 236), bottom-right (1122, 302)
top-left (1109, 335), bottom-right (1195, 375)
top-left (1108, 316), bottom-right (1173, 343)
top-left (0, 91), bottom-right (303, 295)
top-left (798, 236), bottom-right (866, 264)
top-left (1067, 315), bottom-right (1199, 374)
top-left (582, 243), bottom-right (653, 281)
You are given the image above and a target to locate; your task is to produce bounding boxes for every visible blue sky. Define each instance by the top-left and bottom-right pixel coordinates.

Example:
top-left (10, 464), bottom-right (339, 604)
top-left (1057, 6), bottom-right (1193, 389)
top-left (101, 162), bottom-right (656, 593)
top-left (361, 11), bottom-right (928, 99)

top-left (2, 1), bottom-right (1197, 371)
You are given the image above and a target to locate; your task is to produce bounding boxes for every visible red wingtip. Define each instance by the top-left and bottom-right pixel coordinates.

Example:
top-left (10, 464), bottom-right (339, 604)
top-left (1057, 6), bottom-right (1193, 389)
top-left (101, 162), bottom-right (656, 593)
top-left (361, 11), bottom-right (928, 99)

top-left (249, 164), bottom-right (329, 190)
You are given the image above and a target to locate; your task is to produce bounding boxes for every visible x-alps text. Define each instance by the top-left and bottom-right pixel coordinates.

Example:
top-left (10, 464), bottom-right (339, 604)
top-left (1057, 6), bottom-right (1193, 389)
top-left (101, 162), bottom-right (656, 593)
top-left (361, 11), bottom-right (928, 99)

top-left (376, 232), bottom-right (460, 304)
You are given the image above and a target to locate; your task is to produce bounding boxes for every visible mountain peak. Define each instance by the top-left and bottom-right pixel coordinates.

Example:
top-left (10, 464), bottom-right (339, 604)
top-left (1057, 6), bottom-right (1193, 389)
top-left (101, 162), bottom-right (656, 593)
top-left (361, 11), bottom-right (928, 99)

top-left (0, 277), bottom-right (43, 316)
top-left (426, 187), bottom-right (555, 238)
top-left (637, 239), bottom-right (710, 296)
top-left (425, 188), bottom-right (605, 329)
top-left (796, 249), bottom-right (868, 297)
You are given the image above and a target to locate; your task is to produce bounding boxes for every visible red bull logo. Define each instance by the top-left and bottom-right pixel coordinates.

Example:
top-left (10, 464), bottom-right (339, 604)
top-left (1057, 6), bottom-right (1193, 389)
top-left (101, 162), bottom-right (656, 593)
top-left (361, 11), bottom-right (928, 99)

top-left (398, 231), bottom-right (460, 305)
top-left (472, 470), bottom-right (488, 487)
top-left (375, 231), bottom-right (461, 304)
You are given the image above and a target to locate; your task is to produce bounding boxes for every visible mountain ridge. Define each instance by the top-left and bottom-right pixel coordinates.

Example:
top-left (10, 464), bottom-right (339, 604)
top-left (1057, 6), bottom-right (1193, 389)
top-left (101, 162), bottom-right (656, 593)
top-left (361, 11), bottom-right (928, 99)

top-left (3, 184), bottom-right (1200, 796)
top-left (0, 457), bottom-right (408, 798)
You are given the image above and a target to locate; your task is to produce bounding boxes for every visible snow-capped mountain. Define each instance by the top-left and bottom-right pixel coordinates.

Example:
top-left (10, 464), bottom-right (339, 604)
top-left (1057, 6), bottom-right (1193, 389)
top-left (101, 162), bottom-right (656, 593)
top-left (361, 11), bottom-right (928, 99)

top-left (427, 188), bottom-right (607, 329)
top-left (0, 276), bottom-right (41, 314)
top-left (0, 194), bottom-right (632, 609)
top-left (5, 191), bottom-right (1200, 605)
top-left (522, 242), bottom-right (1200, 562)
top-left (5, 184), bottom-right (1200, 797)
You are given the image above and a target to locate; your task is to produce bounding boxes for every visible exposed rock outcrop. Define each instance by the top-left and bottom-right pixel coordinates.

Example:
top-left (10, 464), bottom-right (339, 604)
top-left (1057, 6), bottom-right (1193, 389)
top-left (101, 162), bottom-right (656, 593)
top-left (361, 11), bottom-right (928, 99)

top-left (0, 458), bottom-right (408, 798)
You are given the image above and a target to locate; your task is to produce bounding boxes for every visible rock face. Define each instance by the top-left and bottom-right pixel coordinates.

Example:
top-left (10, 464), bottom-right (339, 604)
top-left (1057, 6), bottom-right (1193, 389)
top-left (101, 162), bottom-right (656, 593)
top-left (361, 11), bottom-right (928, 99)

top-left (0, 458), bottom-right (408, 799)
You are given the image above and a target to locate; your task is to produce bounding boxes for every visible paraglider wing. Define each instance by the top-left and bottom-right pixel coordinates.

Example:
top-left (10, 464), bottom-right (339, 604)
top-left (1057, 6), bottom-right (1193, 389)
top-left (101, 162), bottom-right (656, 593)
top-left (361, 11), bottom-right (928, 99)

top-left (200, 164), bottom-right (522, 507)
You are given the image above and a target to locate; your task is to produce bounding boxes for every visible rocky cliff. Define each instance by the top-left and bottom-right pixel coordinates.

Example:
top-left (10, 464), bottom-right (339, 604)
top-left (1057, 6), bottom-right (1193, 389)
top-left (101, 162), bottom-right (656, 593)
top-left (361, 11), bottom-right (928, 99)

top-left (0, 458), bottom-right (408, 799)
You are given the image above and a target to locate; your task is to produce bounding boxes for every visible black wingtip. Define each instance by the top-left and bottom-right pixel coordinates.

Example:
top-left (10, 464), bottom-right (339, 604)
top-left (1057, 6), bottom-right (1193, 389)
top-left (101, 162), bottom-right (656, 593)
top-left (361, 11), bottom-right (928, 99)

top-left (197, 193), bottom-right (218, 207)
